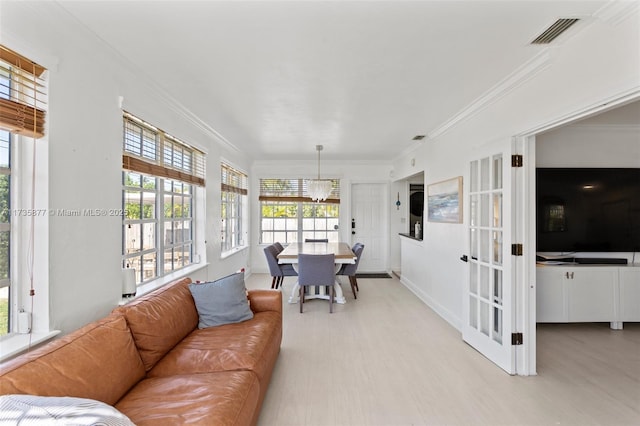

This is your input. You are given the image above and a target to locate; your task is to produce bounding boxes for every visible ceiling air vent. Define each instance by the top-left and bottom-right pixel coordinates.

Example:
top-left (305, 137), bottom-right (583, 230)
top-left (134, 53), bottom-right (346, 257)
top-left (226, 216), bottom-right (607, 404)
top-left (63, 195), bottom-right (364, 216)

top-left (531, 18), bottom-right (580, 44)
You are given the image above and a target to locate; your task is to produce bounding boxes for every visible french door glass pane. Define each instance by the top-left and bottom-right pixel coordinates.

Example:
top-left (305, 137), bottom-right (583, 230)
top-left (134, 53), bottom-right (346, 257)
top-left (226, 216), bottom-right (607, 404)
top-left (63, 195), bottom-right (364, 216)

top-left (480, 157), bottom-right (490, 191)
top-left (470, 194), bottom-right (478, 227)
top-left (470, 263), bottom-right (478, 295)
top-left (470, 229), bottom-right (478, 260)
top-left (480, 302), bottom-right (490, 336)
top-left (493, 307), bottom-right (503, 344)
top-left (493, 155), bottom-right (503, 190)
top-left (480, 230), bottom-right (489, 263)
top-left (470, 296), bottom-right (478, 329)
top-left (480, 265), bottom-right (490, 299)
top-left (493, 270), bottom-right (503, 305)
top-left (493, 231), bottom-right (503, 265)
top-left (493, 193), bottom-right (502, 227)
top-left (470, 160), bottom-right (478, 192)
top-left (480, 194), bottom-right (490, 227)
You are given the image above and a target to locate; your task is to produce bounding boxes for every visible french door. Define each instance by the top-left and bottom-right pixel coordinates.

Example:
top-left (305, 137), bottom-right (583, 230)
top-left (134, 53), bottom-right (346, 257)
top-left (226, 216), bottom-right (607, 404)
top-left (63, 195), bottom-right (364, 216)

top-left (463, 141), bottom-right (519, 374)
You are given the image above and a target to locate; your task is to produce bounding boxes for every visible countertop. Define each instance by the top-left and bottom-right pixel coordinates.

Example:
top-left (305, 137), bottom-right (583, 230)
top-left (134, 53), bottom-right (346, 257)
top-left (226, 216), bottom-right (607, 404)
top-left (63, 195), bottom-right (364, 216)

top-left (399, 232), bottom-right (422, 241)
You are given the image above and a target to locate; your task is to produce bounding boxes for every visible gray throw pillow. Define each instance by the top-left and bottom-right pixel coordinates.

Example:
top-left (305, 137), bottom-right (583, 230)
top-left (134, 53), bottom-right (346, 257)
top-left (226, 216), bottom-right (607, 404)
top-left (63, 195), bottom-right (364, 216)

top-left (188, 272), bottom-right (254, 328)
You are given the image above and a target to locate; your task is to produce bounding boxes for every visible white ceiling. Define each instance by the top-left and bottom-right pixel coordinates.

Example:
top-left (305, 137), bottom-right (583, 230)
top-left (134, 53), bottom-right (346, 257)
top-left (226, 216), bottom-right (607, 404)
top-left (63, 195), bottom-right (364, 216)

top-left (56, 0), bottom-right (611, 161)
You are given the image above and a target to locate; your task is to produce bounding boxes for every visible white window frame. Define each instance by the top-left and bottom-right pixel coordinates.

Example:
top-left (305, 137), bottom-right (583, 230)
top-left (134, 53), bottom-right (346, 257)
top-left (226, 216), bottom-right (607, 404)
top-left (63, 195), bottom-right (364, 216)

top-left (221, 161), bottom-right (248, 257)
top-left (122, 114), bottom-right (203, 287)
top-left (259, 178), bottom-right (340, 244)
top-left (0, 130), bottom-right (11, 337)
top-left (123, 172), bottom-right (194, 284)
top-left (0, 45), bottom-right (55, 360)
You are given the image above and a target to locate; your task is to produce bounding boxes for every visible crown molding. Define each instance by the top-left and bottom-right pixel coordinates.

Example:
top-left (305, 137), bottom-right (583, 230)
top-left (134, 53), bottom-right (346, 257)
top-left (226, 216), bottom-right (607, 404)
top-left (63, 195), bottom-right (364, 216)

top-left (569, 123), bottom-right (640, 131)
top-left (517, 87), bottom-right (640, 137)
top-left (428, 51), bottom-right (551, 141)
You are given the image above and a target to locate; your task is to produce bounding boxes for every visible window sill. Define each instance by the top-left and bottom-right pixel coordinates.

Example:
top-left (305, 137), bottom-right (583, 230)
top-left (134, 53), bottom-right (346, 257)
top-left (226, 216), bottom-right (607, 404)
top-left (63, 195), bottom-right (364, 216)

top-left (120, 262), bottom-right (209, 305)
top-left (220, 245), bottom-right (248, 260)
top-left (0, 330), bottom-right (61, 362)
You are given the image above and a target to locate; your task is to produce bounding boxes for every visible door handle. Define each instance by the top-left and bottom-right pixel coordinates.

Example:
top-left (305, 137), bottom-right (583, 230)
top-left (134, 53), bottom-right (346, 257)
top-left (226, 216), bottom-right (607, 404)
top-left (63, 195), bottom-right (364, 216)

top-left (460, 255), bottom-right (468, 262)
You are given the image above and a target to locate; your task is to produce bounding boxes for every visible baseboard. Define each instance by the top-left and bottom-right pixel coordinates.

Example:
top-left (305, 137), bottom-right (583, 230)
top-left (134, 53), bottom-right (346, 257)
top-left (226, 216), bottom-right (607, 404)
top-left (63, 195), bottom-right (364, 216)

top-left (400, 276), bottom-right (462, 332)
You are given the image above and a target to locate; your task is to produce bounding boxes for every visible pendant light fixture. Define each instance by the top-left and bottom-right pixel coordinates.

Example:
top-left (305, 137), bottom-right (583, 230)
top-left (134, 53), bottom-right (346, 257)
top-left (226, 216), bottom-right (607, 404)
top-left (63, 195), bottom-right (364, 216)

top-left (306, 145), bottom-right (333, 202)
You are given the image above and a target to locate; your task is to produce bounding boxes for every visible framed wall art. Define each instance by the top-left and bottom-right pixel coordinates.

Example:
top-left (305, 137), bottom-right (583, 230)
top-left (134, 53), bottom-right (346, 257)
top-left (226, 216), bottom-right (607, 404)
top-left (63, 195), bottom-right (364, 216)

top-left (427, 176), bottom-right (463, 223)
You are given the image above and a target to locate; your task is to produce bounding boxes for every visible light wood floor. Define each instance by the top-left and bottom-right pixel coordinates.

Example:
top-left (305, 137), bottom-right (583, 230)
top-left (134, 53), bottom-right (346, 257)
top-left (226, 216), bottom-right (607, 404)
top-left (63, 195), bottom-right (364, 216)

top-left (245, 273), bottom-right (640, 426)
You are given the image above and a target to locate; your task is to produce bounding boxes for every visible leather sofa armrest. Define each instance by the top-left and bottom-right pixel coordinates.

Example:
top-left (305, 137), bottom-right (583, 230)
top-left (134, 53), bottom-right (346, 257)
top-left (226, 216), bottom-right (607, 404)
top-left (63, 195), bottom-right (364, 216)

top-left (248, 290), bottom-right (282, 314)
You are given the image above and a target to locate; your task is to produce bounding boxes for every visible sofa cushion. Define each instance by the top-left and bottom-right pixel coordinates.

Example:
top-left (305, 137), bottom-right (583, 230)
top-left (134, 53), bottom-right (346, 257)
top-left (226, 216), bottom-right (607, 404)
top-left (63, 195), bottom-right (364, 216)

top-left (115, 371), bottom-right (260, 426)
top-left (147, 310), bottom-right (282, 384)
top-left (114, 277), bottom-right (199, 371)
top-left (0, 314), bottom-right (145, 406)
top-left (0, 394), bottom-right (135, 426)
top-left (189, 272), bottom-right (254, 329)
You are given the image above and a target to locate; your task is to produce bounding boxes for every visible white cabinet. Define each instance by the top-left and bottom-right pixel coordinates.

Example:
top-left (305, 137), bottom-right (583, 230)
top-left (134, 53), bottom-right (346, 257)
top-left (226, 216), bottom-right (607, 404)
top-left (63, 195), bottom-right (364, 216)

top-left (566, 268), bottom-right (616, 322)
top-left (619, 268), bottom-right (640, 321)
top-left (536, 265), bottom-right (640, 327)
top-left (536, 268), bottom-right (567, 322)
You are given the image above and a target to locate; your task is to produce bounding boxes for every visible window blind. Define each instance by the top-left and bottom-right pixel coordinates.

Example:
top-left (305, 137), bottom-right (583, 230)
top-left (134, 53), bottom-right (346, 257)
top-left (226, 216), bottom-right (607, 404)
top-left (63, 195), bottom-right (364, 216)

top-left (221, 163), bottom-right (247, 195)
top-left (259, 178), bottom-right (340, 204)
top-left (0, 45), bottom-right (47, 138)
top-left (122, 113), bottom-right (205, 186)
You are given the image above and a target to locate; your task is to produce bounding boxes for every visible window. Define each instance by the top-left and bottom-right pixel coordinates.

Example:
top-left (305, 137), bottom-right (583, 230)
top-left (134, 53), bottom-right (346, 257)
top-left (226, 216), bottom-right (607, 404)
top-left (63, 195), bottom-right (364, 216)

top-left (259, 178), bottom-right (340, 244)
top-left (221, 163), bottom-right (247, 254)
top-left (0, 46), bottom-right (47, 337)
top-left (0, 130), bottom-right (10, 336)
top-left (122, 113), bottom-right (204, 285)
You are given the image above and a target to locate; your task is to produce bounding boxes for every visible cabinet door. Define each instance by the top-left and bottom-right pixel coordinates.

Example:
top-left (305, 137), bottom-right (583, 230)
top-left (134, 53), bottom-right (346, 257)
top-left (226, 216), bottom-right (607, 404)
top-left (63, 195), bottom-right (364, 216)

top-left (567, 268), bottom-right (616, 322)
top-left (619, 268), bottom-right (640, 322)
top-left (536, 268), bottom-right (567, 322)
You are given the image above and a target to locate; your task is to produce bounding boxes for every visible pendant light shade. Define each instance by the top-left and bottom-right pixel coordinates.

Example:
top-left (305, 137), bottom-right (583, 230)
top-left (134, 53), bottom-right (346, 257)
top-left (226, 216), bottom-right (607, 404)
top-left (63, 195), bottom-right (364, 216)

top-left (305, 145), bottom-right (333, 202)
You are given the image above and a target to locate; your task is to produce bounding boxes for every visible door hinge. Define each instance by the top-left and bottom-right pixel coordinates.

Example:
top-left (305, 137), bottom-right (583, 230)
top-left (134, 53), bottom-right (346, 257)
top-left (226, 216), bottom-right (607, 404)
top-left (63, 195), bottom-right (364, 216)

top-left (511, 243), bottom-right (523, 256)
top-left (511, 332), bottom-right (523, 345)
top-left (511, 154), bottom-right (523, 167)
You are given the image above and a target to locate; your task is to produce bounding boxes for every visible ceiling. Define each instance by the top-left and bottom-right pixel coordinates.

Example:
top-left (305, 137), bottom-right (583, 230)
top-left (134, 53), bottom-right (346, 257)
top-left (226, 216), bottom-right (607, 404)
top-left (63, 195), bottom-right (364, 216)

top-left (55, 0), bottom-right (611, 162)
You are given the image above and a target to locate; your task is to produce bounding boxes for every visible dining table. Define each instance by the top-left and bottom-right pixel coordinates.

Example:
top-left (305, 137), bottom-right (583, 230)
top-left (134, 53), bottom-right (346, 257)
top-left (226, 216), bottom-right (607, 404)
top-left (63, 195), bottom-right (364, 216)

top-left (277, 241), bottom-right (356, 304)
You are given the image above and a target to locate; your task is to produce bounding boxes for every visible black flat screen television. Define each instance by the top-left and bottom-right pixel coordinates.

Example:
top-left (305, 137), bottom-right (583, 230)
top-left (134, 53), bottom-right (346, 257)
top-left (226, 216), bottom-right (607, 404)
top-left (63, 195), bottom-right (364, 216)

top-left (536, 168), bottom-right (640, 253)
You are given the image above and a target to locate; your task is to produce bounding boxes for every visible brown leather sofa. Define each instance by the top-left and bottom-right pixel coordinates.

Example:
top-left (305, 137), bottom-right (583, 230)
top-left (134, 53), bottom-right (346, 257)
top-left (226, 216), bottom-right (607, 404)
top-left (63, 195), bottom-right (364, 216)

top-left (0, 277), bottom-right (282, 425)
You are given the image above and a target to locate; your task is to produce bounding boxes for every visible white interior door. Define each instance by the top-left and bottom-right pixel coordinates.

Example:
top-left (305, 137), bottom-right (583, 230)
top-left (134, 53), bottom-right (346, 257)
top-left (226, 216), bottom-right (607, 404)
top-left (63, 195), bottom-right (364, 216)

top-left (463, 144), bottom-right (517, 374)
top-left (351, 183), bottom-right (388, 272)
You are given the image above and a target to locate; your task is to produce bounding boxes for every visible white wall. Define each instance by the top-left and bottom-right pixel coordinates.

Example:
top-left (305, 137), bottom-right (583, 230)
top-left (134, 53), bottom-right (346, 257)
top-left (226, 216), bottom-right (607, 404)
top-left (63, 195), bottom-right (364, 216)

top-left (392, 9), bottom-right (640, 330)
top-left (2, 2), bottom-right (251, 335)
top-left (537, 121), bottom-right (640, 168)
